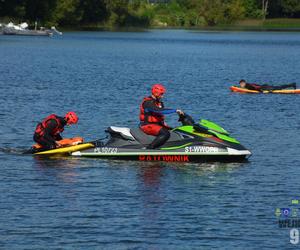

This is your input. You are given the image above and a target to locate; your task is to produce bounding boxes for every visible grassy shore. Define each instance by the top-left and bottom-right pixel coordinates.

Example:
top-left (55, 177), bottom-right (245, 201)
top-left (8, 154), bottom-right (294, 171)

top-left (77, 18), bottom-right (300, 32)
top-left (228, 18), bottom-right (300, 31)
top-left (166, 18), bottom-right (300, 32)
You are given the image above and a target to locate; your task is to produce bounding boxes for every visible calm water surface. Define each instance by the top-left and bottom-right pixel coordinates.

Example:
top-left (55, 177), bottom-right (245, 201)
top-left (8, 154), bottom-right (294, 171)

top-left (0, 30), bottom-right (300, 249)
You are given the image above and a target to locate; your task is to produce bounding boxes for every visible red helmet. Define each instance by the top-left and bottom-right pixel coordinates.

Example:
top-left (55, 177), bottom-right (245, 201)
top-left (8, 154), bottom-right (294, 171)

top-left (65, 111), bottom-right (78, 125)
top-left (151, 84), bottom-right (166, 98)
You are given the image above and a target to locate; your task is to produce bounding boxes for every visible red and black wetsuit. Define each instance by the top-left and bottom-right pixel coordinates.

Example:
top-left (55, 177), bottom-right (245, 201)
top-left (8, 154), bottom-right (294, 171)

top-left (140, 96), bottom-right (176, 149)
top-left (244, 83), bottom-right (295, 92)
top-left (33, 114), bottom-right (66, 150)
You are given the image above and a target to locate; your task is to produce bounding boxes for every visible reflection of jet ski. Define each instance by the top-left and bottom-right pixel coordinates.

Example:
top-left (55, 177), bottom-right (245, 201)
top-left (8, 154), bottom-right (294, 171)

top-left (72, 114), bottom-right (251, 162)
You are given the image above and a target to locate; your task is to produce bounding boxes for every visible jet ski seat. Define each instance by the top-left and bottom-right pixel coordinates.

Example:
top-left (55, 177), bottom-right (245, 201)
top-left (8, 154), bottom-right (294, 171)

top-left (130, 128), bottom-right (184, 145)
top-left (130, 128), bottom-right (156, 145)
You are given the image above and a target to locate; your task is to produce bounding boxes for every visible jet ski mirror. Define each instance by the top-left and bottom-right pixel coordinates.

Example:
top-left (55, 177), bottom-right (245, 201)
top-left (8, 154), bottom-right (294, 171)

top-left (178, 113), bottom-right (211, 134)
top-left (193, 123), bottom-right (210, 134)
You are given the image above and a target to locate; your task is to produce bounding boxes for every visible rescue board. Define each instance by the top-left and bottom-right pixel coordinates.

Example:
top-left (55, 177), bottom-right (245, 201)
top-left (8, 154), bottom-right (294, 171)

top-left (230, 86), bottom-right (300, 94)
top-left (34, 143), bottom-right (94, 155)
top-left (32, 137), bottom-right (95, 155)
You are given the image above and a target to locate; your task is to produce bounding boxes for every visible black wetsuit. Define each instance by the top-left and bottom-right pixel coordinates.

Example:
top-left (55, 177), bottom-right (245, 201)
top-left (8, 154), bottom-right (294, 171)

top-left (140, 97), bottom-right (176, 149)
top-left (142, 99), bottom-right (176, 125)
top-left (33, 117), bottom-right (66, 150)
top-left (245, 83), bottom-right (295, 92)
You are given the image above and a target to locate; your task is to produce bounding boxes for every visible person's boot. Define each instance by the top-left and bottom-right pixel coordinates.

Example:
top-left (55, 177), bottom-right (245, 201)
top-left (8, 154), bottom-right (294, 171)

top-left (287, 83), bottom-right (297, 89)
top-left (146, 130), bottom-right (170, 149)
top-left (146, 135), bottom-right (166, 149)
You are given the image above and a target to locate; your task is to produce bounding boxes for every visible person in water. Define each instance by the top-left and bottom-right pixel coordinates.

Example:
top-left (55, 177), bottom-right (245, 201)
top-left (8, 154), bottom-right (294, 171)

top-left (140, 84), bottom-right (184, 149)
top-left (33, 111), bottom-right (79, 150)
top-left (239, 79), bottom-right (297, 92)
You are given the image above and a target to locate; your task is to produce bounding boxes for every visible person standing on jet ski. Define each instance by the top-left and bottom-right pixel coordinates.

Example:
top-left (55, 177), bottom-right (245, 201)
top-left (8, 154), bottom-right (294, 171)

top-left (140, 84), bottom-right (184, 149)
top-left (33, 112), bottom-right (78, 150)
top-left (239, 79), bottom-right (296, 92)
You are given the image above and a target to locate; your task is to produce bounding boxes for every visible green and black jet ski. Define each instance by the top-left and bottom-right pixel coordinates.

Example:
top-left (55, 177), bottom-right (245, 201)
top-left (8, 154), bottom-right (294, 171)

top-left (72, 114), bottom-right (251, 162)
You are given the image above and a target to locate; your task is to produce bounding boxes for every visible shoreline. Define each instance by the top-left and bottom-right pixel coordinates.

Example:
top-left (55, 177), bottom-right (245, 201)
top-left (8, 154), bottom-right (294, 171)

top-left (59, 18), bottom-right (300, 32)
top-left (60, 26), bottom-right (300, 33)
top-left (2, 18), bottom-right (300, 33)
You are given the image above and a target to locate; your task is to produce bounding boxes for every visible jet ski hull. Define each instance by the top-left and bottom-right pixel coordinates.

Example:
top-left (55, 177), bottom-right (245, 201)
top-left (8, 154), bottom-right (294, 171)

top-left (72, 146), bottom-right (251, 163)
top-left (72, 115), bottom-right (251, 163)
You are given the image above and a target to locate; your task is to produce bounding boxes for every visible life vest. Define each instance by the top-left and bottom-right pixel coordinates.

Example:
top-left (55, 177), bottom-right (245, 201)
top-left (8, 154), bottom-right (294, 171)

top-left (34, 114), bottom-right (64, 137)
top-left (140, 96), bottom-right (165, 124)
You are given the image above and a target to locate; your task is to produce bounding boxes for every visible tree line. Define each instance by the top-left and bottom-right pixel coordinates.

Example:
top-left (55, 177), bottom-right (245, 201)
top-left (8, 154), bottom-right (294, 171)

top-left (0, 0), bottom-right (300, 28)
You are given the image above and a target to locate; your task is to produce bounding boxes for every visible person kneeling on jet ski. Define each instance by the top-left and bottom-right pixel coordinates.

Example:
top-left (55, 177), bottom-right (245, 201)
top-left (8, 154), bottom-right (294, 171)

top-left (33, 112), bottom-right (79, 150)
top-left (140, 84), bottom-right (184, 149)
top-left (239, 79), bottom-right (296, 92)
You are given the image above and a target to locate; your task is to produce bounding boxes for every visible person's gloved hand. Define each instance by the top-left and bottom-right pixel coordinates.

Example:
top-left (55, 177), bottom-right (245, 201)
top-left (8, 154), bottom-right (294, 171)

top-left (55, 141), bottom-right (62, 148)
top-left (176, 109), bottom-right (184, 116)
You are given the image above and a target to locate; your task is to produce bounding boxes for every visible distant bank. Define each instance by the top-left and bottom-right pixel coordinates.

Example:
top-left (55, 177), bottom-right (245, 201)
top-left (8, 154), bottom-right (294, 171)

top-left (59, 18), bottom-right (300, 32)
top-left (214, 18), bottom-right (300, 31)
top-left (2, 18), bottom-right (300, 33)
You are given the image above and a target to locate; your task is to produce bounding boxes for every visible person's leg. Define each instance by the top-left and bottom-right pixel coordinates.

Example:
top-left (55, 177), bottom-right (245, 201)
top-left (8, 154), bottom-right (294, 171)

top-left (261, 84), bottom-right (296, 91)
top-left (277, 83), bottom-right (297, 90)
top-left (140, 125), bottom-right (170, 149)
top-left (260, 85), bottom-right (274, 91)
top-left (33, 134), bottom-right (55, 150)
top-left (140, 124), bottom-right (161, 136)
top-left (146, 127), bottom-right (170, 149)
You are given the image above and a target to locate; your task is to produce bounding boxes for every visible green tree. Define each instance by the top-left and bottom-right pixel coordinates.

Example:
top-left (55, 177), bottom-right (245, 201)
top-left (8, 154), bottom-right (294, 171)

top-left (224, 0), bottom-right (245, 23)
top-left (0, 0), bottom-right (26, 20)
top-left (105, 0), bottom-right (129, 26)
top-left (281, 0), bottom-right (300, 17)
top-left (242, 0), bottom-right (261, 18)
top-left (128, 0), bottom-right (153, 26)
top-left (24, 0), bottom-right (57, 23)
top-left (199, 0), bottom-right (225, 26)
top-left (78, 0), bottom-right (108, 24)
top-left (51, 0), bottom-right (80, 26)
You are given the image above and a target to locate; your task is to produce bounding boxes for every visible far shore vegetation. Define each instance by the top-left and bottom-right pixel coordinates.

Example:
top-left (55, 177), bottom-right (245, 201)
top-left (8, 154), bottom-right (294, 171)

top-left (1, 0), bottom-right (300, 31)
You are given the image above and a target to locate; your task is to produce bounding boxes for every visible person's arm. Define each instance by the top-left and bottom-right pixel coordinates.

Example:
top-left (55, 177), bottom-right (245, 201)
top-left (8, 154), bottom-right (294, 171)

top-left (143, 100), bottom-right (177, 115)
top-left (54, 133), bottom-right (63, 141)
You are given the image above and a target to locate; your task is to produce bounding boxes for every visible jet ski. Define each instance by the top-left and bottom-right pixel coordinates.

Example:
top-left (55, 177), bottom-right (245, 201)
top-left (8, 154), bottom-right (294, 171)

top-left (24, 137), bottom-right (95, 156)
top-left (72, 114), bottom-right (251, 162)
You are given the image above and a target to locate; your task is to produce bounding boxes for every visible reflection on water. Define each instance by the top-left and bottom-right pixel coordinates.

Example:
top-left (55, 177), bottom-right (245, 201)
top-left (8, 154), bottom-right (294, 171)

top-left (33, 155), bottom-right (81, 168)
top-left (0, 146), bottom-right (29, 155)
top-left (32, 156), bottom-right (85, 184)
top-left (138, 162), bottom-right (163, 187)
top-left (138, 163), bottom-right (165, 237)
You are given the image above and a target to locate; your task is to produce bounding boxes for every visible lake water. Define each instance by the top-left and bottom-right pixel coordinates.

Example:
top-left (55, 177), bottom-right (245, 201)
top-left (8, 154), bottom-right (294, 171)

top-left (0, 30), bottom-right (300, 249)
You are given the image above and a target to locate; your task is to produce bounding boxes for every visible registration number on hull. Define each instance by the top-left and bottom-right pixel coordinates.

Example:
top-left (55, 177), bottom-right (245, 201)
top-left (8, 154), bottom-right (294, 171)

top-left (94, 147), bottom-right (118, 154)
top-left (185, 146), bottom-right (223, 153)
